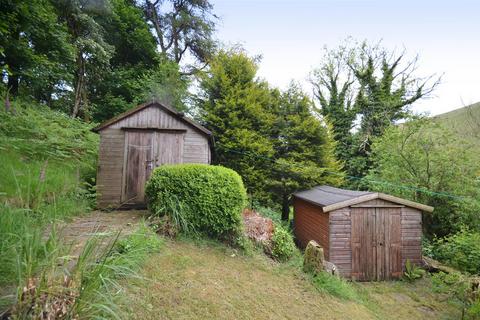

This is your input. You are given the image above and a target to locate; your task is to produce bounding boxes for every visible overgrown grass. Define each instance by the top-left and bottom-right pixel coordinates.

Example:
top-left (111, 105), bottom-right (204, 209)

top-left (5, 223), bottom-right (162, 319)
top-left (0, 99), bottom-right (99, 314)
top-left (70, 224), bottom-right (163, 319)
top-left (310, 272), bottom-right (360, 301)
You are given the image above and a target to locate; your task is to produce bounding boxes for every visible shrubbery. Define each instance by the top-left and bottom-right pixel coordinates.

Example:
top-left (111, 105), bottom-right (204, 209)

top-left (431, 229), bottom-right (480, 274)
top-left (145, 164), bottom-right (247, 242)
top-left (270, 224), bottom-right (296, 261)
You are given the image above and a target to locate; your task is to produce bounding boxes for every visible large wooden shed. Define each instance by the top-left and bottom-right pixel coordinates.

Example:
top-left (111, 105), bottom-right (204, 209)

top-left (92, 101), bottom-right (213, 209)
top-left (293, 186), bottom-right (433, 281)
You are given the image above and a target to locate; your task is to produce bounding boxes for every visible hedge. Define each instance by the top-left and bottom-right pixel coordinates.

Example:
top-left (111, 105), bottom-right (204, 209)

top-left (145, 164), bottom-right (247, 241)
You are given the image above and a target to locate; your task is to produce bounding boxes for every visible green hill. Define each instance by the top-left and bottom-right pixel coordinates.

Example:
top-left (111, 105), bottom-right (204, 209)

top-left (432, 102), bottom-right (480, 149)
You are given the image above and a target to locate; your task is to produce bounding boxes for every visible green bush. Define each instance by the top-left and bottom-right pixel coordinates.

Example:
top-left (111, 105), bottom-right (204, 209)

top-left (431, 271), bottom-right (480, 318)
top-left (270, 224), bottom-right (296, 261)
top-left (432, 229), bottom-right (480, 274)
top-left (145, 164), bottom-right (247, 241)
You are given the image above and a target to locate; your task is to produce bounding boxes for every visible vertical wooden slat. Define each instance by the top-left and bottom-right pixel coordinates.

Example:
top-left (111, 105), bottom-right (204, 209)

top-left (388, 208), bottom-right (402, 278)
top-left (374, 209), bottom-right (382, 281)
top-left (124, 131), bottom-right (154, 204)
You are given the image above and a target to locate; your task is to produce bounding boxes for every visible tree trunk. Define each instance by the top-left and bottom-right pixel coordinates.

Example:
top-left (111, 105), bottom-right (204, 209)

top-left (7, 75), bottom-right (19, 96)
top-left (281, 194), bottom-right (290, 221)
top-left (72, 53), bottom-right (85, 118)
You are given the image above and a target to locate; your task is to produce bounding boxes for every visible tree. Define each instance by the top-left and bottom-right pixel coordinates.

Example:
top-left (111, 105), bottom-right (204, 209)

top-left (197, 48), bottom-right (276, 203)
top-left (270, 83), bottom-right (343, 220)
top-left (88, 0), bottom-right (190, 121)
top-left (311, 43), bottom-right (357, 174)
top-left (198, 49), bottom-right (344, 219)
top-left (143, 0), bottom-right (217, 73)
top-left (0, 0), bottom-right (74, 101)
top-left (367, 118), bottom-right (480, 237)
top-left (311, 40), bottom-right (440, 186)
top-left (55, 0), bottom-right (114, 118)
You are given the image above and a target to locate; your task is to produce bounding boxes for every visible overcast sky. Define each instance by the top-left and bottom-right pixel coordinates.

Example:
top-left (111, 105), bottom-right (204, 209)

top-left (212, 0), bottom-right (480, 115)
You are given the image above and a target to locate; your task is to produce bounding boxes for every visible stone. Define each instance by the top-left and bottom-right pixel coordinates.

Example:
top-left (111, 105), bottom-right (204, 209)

top-left (303, 240), bottom-right (325, 274)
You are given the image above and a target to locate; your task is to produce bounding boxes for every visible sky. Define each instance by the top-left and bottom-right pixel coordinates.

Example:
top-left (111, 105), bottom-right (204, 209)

top-left (212, 0), bottom-right (480, 115)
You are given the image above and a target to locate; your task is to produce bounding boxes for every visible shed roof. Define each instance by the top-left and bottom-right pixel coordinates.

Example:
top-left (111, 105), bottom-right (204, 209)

top-left (92, 101), bottom-right (212, 138)
top-left (293, 185), bottom-right (433, 213)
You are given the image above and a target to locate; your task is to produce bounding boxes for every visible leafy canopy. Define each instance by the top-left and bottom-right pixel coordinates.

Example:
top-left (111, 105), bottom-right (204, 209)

top-left (367, 118), bottom-right (480, 236)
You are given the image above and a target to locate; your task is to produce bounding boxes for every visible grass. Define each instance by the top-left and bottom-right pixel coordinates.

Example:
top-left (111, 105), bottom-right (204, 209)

top-left (0, 99), bottom-right (99, 315)
top-left (120, 237), bottom-right (461, 319)
top-left (69, 223), bottom-right (163, 319)
top-left (433, 101), bottom-right (480, 151)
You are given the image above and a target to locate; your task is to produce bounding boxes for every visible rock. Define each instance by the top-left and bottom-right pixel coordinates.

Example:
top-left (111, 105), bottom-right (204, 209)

top-left (423, 256), bottom-right (457, 274)
top-left (322, 260), bottom-right (339, 277)
top-left (303, 240), bottom-right (325, 274)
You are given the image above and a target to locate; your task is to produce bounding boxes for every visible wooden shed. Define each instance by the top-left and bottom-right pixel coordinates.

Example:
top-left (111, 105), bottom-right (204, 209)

top-left (293, 186), bottom-right (433, 281)
top-left (92, 101), bottom-right (213, 209)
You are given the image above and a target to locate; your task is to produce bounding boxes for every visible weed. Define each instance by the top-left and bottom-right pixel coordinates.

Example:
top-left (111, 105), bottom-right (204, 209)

top-left (403, 259), bottom-right (425, 282)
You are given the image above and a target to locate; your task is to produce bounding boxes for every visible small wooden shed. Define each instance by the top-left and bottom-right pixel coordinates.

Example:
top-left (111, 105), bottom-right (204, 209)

top-left (92, 101), bottom-right (213, 209)
top-left (293, 186), bottom-right (433, 281)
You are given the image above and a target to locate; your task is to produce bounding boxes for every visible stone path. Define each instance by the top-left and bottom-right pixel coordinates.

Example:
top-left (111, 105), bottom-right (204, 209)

top-left (56, 210), bottom-right (146, 263)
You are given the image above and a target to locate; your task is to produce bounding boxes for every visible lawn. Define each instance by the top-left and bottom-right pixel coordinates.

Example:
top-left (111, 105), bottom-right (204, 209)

top-left (120, 237), bottom-right (461, 320)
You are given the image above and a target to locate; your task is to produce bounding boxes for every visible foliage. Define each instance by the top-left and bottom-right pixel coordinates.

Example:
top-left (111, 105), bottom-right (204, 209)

top-left (145, 164), bottom-right (247, 242)
top-left (0, 100), bottom-right (98, 313)
top-left (367, 118), bottom-right (480, 237)
top-left (198, 48), bottom-right (277, 204)
top-left (254, 205), bottom-right (283, 225)
top-left (198, 48), bottom-right (343, 216)
top-left (431, 229), bottom-right (480, 274)
top-left (311, 272), bottom-right (359, 301)
top-left (403, 259), bottom-right (425, 282)
top-left (0, 0), bottom-right (74, 99)
top-left (89, 0), bottom-right (190, 122)
top-left (431, 271), bottom-right (480, 319)
top-left (0, 99), bottom-right (98, 161)
top-left (270, 83), bottom-right (343, 219)
top-left (1, 0), bottom-right (208, 122)
top-left (270, 224), bottom-right (296, 261)
top-left (311, 39), bottom-right (440, 186)
top-left (0, 100), bottom-right (98, 206)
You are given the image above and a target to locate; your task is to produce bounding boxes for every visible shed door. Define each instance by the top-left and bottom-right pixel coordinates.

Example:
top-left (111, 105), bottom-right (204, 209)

top-left (351, 207), bottom-right (402, 281)
top-left (123, 131), bottom-right (184, 204)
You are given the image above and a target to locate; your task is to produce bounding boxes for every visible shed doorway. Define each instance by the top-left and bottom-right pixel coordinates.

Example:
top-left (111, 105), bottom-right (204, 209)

top-left (122, 130), bottom-right (184, 204)
top-left (351, 207), bottom-right (402, 281)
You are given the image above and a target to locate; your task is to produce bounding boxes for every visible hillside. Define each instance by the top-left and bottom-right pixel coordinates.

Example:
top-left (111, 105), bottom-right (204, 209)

top-left (432, 102), bottom-right (480, 149)
top-left (121, 238), bottom-right (461, 320)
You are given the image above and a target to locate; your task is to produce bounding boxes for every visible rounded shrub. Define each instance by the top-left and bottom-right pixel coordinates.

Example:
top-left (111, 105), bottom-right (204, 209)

top-left (145, 164), bottom-right (247, 241)
top-left (271, 225), bottom-right (296, 261)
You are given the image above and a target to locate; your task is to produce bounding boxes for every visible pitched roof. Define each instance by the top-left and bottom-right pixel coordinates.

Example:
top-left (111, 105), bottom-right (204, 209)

top-left (92, 101), bottom-right (212, 138)
top-left (293, 185), bottom-right (433, 213)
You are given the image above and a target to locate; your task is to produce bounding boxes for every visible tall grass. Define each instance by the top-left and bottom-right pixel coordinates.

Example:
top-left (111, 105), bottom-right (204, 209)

top-left (0, 99), bottom-right (99, 315)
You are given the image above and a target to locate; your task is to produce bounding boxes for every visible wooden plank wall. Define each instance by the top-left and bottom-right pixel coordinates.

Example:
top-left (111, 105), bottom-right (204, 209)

top-left (401, 207), bottom-right (423, 266)
top-left (96, 128), bottom-right (125, 208)
top-left (293, 198), bottom-right (330, 259)
top-left (329, 208), bottom-right (352, 277)
top-left (109, 105), bottom-right (210, 164)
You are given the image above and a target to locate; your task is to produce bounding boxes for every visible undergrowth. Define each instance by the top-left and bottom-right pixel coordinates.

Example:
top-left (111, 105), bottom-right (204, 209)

top-left (0, 99), bottom-right (99, 315)
top-left (7, 223), bottom-right (162, 319)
